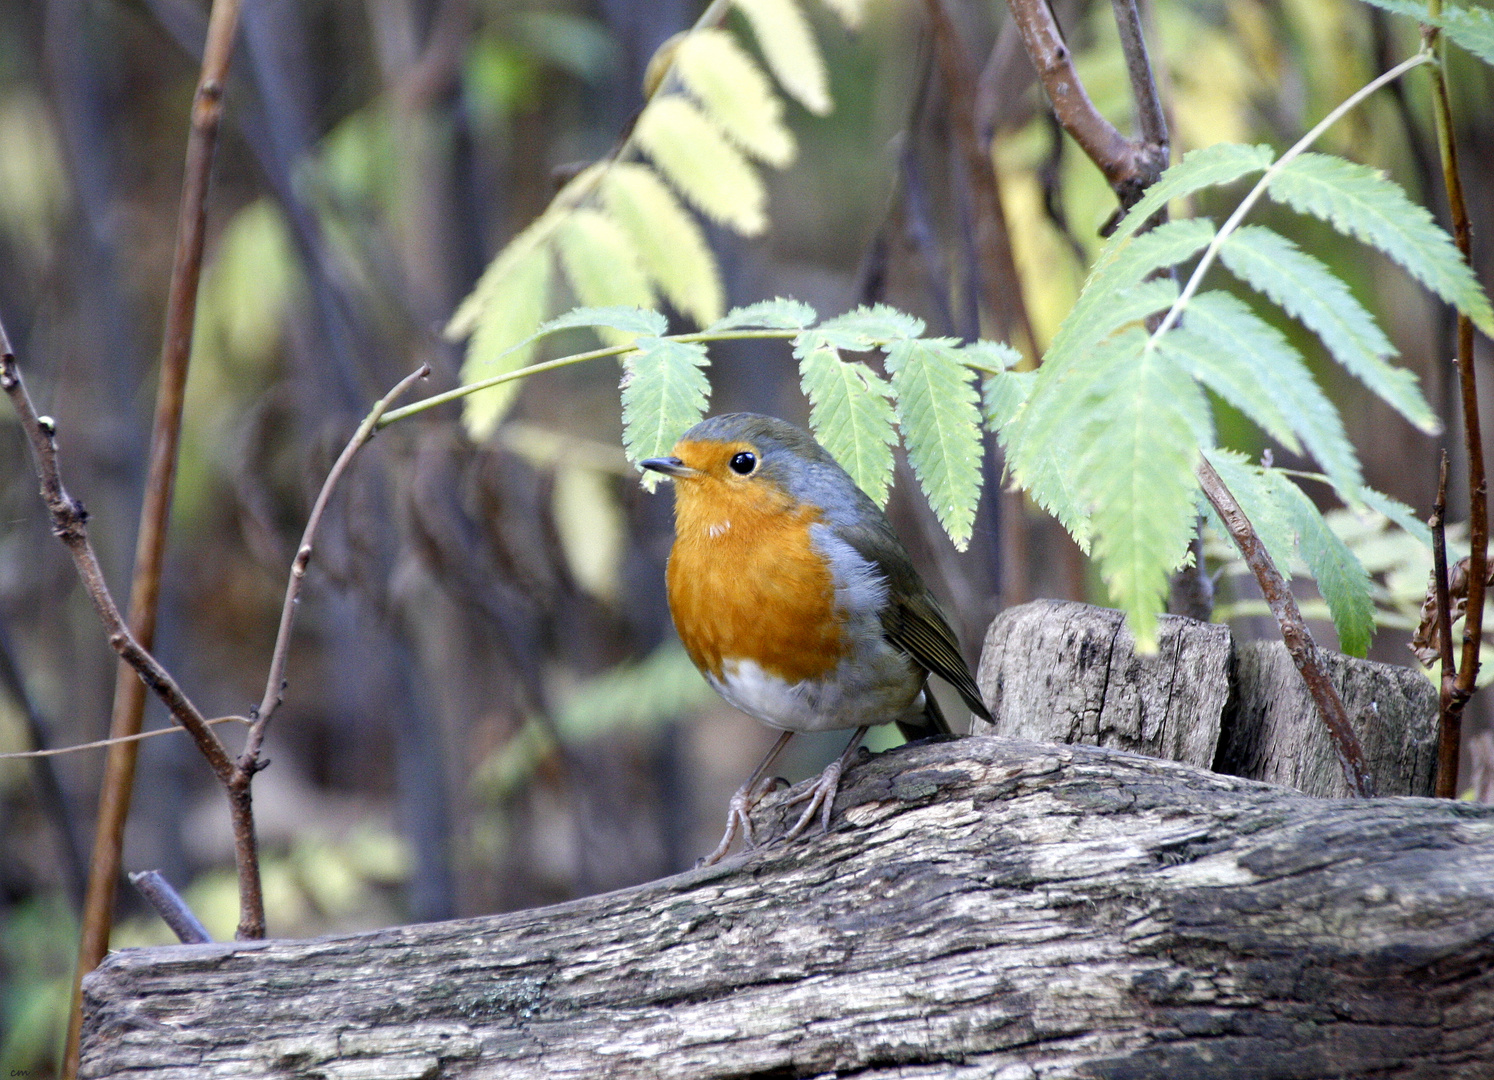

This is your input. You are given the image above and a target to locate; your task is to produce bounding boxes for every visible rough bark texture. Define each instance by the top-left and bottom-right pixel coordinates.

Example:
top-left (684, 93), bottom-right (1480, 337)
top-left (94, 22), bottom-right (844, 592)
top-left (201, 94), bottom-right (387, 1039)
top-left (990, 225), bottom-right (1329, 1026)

top-left (1220, 640), bottom-right (1439, 799)
top-left (973, 600), bottom-right (1438, 798)
top-left (971, 599), bottom-right (1232, 768)
top-left (82, 737), bottom-right (1494, 1080)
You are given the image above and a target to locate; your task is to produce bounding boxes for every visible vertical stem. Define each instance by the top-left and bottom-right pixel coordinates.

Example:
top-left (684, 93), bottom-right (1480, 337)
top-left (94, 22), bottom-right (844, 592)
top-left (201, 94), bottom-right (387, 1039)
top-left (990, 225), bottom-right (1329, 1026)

top-left (64, 1), bottom-right (243, 1075)
top-left (1426, 5), bottom-right (1484, 794)
top-left (1431, 453), bottom-right (1459, 797)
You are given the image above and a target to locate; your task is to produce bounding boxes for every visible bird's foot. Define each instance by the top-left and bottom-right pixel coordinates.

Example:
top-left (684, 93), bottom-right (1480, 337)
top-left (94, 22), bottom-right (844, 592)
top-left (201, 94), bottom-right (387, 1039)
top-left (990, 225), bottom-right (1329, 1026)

top-left (782, 758), bottom-right (846, 842)
top-left (697, 774), bottom-right (787, 867)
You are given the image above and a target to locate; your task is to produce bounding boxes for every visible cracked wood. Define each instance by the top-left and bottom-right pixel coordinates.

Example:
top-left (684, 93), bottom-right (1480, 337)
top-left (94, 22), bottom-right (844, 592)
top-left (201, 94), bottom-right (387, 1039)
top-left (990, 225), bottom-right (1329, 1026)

top-left (82, 737), bottom-right (1494, 1079)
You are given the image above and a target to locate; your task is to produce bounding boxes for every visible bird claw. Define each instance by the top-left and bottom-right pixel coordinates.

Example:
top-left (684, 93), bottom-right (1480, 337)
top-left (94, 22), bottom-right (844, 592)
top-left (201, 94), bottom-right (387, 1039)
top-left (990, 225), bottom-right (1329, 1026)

top-left (697, 774), bottom-right (789, 866)
top-left (782, 758), bottom-right (845, 842)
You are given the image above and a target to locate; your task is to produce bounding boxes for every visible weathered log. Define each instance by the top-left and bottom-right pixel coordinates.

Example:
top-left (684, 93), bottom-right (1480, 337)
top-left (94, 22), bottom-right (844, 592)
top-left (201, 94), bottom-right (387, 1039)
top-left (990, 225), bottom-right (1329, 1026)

top-left (973, 600), bottom-right (1439, 797)
top-left (82, 736), bottom-right (1494, 1079)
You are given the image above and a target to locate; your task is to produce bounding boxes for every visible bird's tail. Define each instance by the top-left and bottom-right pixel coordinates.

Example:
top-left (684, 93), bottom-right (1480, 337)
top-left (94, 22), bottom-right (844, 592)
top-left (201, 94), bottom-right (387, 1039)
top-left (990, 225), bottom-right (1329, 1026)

top-left (897, 684), bottom-right (955, 741)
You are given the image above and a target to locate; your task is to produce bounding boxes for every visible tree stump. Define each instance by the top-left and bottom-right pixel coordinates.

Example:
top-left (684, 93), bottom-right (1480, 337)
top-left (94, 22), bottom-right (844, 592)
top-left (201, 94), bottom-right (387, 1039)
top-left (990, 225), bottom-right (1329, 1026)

top-left (973, 599), bottom-right (1439, 797)
top-left (81, 737), bottom-right (1494, 1079)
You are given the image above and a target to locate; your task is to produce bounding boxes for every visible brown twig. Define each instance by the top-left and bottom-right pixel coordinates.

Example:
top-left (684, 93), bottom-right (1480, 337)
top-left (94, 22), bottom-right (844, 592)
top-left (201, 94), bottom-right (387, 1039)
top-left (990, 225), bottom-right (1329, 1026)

top-left (64, 0), bottom-right (245, 1073)
top-left (1431, 453), bottom-right (1460, 796)
top-left (923, 0), bottom-right (1035, 353)
top-left (1004, 0), bottom-right (1167, 210)
top-left (128, 870), bottom-right (212, 945)
top-left (1425, 10), bottom-right (1485, 796)
top-left (1199, 456), bottom-right (1375, 797)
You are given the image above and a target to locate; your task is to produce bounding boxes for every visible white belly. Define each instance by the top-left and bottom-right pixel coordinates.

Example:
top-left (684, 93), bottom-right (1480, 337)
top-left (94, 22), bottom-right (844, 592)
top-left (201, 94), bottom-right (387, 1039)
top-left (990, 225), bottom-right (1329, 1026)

top-left (711, 651), bottom-right (925, 733)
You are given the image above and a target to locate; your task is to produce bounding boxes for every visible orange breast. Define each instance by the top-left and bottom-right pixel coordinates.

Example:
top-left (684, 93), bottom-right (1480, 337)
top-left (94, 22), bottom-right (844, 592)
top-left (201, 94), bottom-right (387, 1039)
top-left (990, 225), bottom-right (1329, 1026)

top-left (666, 483), bottom-right (845, 686)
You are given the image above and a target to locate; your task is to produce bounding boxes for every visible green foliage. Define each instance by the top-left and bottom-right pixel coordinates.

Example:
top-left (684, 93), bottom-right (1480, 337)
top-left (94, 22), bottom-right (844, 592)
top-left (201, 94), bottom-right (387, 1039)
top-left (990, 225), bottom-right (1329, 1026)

top-left (797, 339), bottom-right (897, 507)
top-left (1358, 0), bottom-right (1494, 66)
top-left (619, 337), bottom-right (712, 487)
top-left (1111, 143), bottom-right (1273, 241)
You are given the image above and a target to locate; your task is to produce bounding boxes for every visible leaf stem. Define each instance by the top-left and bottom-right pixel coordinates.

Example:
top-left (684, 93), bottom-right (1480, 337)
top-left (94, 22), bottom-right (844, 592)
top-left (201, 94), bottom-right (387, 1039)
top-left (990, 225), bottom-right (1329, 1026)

top-left (1146, 49), bottom-right (1435, 350)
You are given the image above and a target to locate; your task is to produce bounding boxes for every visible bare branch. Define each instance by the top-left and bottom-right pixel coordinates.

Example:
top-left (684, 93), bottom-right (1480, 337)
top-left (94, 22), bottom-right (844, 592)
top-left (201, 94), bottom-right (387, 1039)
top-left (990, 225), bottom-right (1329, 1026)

top-left (1109, 0), bottom-right (1167, 150)
top-left (128, 871), bottom-right (212, 945)
top-left (1197, 456), bottom-right (1374, 798)
top-left (1431, 453), bottom-right (1460, 797)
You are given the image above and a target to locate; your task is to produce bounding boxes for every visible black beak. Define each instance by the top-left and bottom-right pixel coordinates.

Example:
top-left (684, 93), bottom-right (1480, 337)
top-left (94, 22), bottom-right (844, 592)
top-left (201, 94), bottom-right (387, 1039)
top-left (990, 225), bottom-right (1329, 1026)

top-left (639, 456), bottom-right (700, 479)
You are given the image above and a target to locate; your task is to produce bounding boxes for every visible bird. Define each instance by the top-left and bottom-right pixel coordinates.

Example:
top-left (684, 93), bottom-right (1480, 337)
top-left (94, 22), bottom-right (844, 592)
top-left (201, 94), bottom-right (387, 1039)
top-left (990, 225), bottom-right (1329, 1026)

top-left (641, 412), bottom-right (993, 865)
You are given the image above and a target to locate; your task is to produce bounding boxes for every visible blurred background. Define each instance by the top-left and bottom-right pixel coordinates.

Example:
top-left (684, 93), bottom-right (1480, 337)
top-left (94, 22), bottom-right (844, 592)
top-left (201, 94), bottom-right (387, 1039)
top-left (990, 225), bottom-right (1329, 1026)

top-left (2, 0), bottom-right (1492, 1072)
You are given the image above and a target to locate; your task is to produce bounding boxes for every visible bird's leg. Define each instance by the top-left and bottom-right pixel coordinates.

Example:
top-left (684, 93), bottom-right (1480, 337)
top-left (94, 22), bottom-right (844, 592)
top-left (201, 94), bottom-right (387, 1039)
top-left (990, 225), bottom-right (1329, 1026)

top-left (783, 725), bottom-right (870, 842)
top-left (698, 730), bottom-right (795, 866)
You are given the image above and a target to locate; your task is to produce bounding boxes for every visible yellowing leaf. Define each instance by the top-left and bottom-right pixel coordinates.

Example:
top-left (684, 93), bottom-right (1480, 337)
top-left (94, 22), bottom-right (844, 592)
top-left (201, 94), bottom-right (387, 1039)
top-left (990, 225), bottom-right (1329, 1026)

top-left (635, 95), bottom-right (767, 235)
top-left (817, 0), bottom-right (865, 30)
top-left (733, 0), bottom-right (832, 116)
top-left (676, 29), bottom-right (796, 167)
top-left (554, 208), bottom-right (654, 345)
top-left (603, 163), bottom-right (724, 325)
top-left (460, 241), bottom-right (553, 439)
top-left (553, 464), bottom-right (625, 603)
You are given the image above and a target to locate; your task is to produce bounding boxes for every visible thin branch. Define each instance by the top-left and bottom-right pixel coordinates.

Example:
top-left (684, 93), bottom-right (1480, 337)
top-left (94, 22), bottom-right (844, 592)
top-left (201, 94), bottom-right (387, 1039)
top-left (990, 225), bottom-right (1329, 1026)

top-left (0, 716), bottom-right (248, 761)
top-left (1109, 0), bottom-right (1167, 150)
top-left (1004, 0), bottom-right (1164, 207)
top-left (1431, 452), bottom-right (1459, 797)
top-left (1426, 11), bottom-right (1486, 769)
top-left (1198, 456), bottom-right (1375, 796)
top-left (66, 0), bottom-right (245, 1072)
top-left (0, 331), bottom-right (235, 784)
top-left (128, 871), bottom-right (212, 945)
top-left (225, 364), bottom-right (429, 941)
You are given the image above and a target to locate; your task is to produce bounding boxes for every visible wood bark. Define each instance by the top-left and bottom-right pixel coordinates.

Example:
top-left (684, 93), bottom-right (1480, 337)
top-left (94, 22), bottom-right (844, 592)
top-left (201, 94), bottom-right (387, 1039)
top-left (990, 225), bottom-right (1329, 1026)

top-left (973, 599), bottom-right (1438, 798)
top-left (82, 736), bottom-right (1494, 1079)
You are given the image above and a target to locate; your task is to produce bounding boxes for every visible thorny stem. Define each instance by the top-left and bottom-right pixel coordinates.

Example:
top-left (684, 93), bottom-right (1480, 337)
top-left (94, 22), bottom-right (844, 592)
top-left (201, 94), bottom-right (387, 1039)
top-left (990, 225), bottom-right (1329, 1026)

top-left (1425, 3), bottom-right (1484, 796)
top-left (64, 0), bottom-right (244, 1069)
top-left (1198, 456), bottom-right (1375, 797)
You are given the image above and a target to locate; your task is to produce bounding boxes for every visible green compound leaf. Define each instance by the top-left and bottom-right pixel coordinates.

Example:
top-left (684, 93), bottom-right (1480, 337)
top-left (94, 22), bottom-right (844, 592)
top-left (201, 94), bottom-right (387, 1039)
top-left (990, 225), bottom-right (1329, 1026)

top-left (555, 209), bottom-right (654, 343)
top-left (962, 339), bottom-right (1024, 373)
top-left (1111, 142), bottom-right (1275, 242)
top-left (708, 297), bottom-right (818, 332)
top-left (733, 0), bottom-right (832, 116)
top-left (813, 304), bottom-right (926, 351)
top-left (602, 163), bottom-right (723, 326)
top-left (1267, 152), bottom-right (1494, 337)
top-left (1158, 325), bottom-right (1302, 455)
top-left (1275, 473), bottom-right (1376, 657)
top-left (460, 240), bottom-right (553, 440)
top-left (1220, 225), bottom-right (1438, 433)
top-left (1357, 0), bottom-right (1494, 66)
top-left (884, 337), bottom-right (984, 550)
top-left (539, 305), bottom-right (667, 339)
top-left (981, 368), bottom-right (1037, 432)
top-left (1183, 291), bottom-right (1362, 493)
top-left (675, 28), bottom-right (796, 167)
top-left (1074, 328), bottom-right (1204, 651)
top-left (620, 337), bottom-right (711, 489)
top-left (636, 95), bottom-right (767, 236)
top-left (797, 342), bottom-right (897, 507)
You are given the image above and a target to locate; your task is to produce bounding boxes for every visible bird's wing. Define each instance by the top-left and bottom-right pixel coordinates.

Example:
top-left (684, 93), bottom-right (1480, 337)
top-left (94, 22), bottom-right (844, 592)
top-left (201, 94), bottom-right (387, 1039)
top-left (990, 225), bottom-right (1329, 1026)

top-left (835, 514), bottom-right (992, 724)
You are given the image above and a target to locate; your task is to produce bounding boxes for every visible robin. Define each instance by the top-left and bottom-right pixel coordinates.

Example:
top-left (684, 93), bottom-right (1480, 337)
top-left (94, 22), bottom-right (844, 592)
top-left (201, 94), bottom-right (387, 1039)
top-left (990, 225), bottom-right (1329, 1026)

top-left (642, 412), bottom-right (992, 865)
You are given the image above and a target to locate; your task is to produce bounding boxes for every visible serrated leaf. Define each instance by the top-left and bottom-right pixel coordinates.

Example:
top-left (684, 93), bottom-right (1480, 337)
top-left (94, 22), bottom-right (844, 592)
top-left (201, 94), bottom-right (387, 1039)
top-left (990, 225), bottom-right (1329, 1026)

top-left (555, 209), bottom-right (654, 341)
top-left (676, 29), bottom-right (796, 167)
top-left (963, 340), bottom-right (1024, 372)
top-left (1267, 152), bottom-right (1494, 336)
top-left (1357, 0), bottom-right (1494, 66)
top-left (1075, 329), bottom-right (1203, 650)
top-left (982, 369), bottom-right (1037, 431)
top-left (733, 0), bottom-right (832, 115)
top-left (1044, 272), bottom-right (1180, 378)
top-left (813, 304), bottom-right (926, 350)
top-left (1112, 143), bottom-right (1275, 241)
top-left (620, 337), bottom-right (711, 487)
top-left (708, 297), bottom-right (817, 331)
top-left (602, 163), bottom-right (723, 326)
top-left (1184, 291), bottom-right (1362, 492)
top-left (446, 214), bottom-right (552, 339)
top-left (1202, 449), bottom-right (1299, 579)
top-left (1158, 325), bottom-right (1302, 454)
top-left (460, 242), bottom-right (553, 439)
top-left (797, 343), bottom-right (897, 506)
top-left (636, 96), bottom-right (767, 235)
top-left (540, 305), bottom-right (667, 339)
top-left (1351, 484), bottom-right (1431, 547)
top-left (885, 338), bottom-right (984, 549)
top-left (1278, 475), bottom-right (1376, 656)
top-left (1220, 225), bottom-right (1438, 432)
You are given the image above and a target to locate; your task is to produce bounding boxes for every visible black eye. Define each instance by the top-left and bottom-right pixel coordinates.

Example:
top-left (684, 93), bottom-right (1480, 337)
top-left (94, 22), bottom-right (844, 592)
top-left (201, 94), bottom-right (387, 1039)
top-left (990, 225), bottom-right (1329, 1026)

top-left (729, 451), bottom-right (757, 475)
